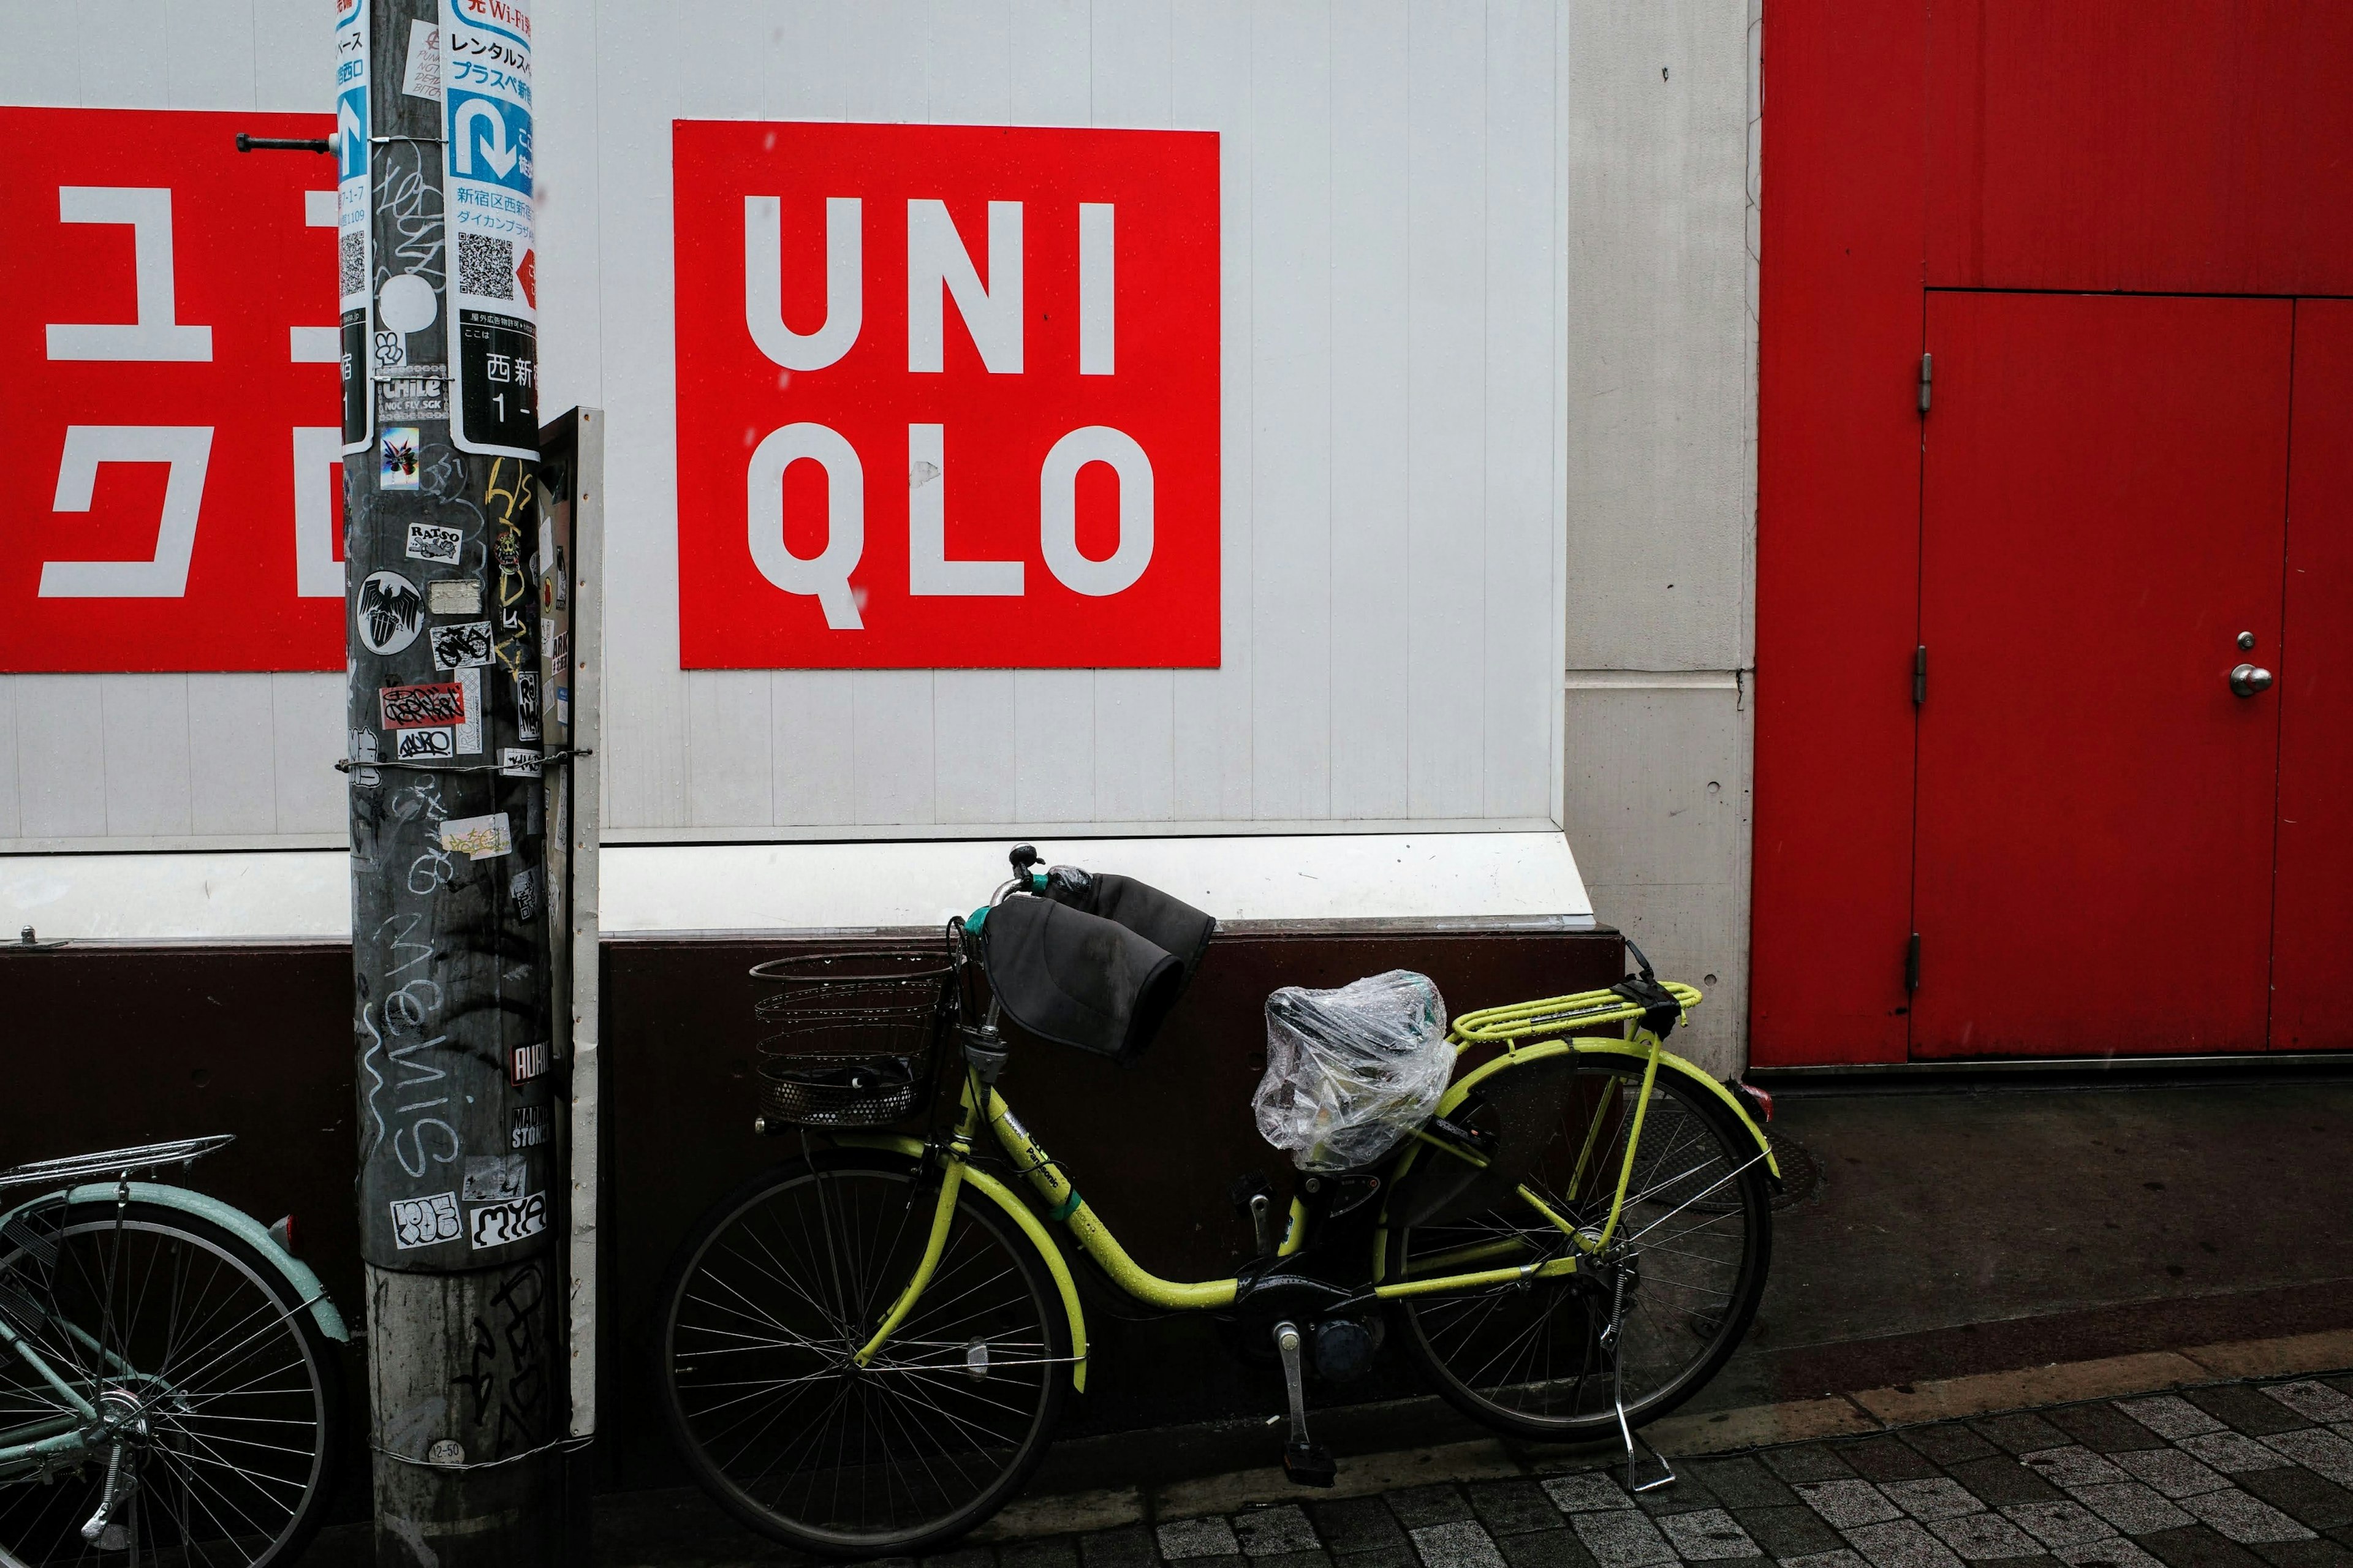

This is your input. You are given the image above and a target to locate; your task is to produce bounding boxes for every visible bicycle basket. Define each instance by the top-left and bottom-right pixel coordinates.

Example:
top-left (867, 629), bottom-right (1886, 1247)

top-left (748, 950), bottom-right (954, 1127)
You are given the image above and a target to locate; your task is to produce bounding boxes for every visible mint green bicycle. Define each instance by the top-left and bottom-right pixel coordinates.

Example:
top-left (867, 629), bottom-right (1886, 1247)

top-left (655, 847), bottom-right (1778, 1558)
top-left (0, 1136), bottom-right (349, 1566)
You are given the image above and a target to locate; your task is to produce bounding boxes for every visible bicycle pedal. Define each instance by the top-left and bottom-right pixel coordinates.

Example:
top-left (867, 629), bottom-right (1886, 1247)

top-left (1282, 1441), bottom-right (1338, 1488)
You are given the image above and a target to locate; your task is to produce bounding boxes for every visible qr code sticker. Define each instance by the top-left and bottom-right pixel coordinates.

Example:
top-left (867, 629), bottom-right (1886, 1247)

top-left (339, 231), bottom-right (365, 298)
top-left (458, 233), bottom-right (514, 300)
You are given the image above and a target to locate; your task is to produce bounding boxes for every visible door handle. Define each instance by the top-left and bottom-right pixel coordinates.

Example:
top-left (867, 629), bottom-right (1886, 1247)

top-left (2229, 663), bottom-right (2273, 698)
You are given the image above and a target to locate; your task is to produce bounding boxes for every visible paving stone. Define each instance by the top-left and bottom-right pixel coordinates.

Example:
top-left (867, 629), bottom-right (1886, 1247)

top-left (1931, 1512), bottom-right (2047, 1561)
top-left (1316, 1501), bottom-right (1413, 1557)
top-left (1778, 1553), bottom-right (1872, 1568)
top-left (2186, 1390), bottom-right (2315, 1439)
top-left (1411, 1522), bottom-right (1507, 1568)
top-left (1887, 1480), bottom-right (1999, 1524)
top-left (1161, 1521), bottom-right (1244, 1560)
top-left (1767, 1446), bottom-right (1864, 1483)
top-left (2264, 1431), bottom-right (2353, 1491)
top-left (2006, 1504), bottom-right (2120, 1550)
top-left (1335, 1548), bottom-right (1417, 1568)
top-left (1235, 1510), bottom-right (1324, 1558)
top-left (1730, 1504), bottom-right (1847, 1558)
top-left (2181, 1490), bottom-right (2317, 1546)
top-left (1639, 1472), bottom-right (1722, 1518)
top-left (1568, 1509), bottom-right (1677, 1568)
top-left (1389, 1488), bottom-right (1477, 1531)
top-left (2178, 1436), bottom-right (2298, 1475)
top-left (1846, 1519), bottom-right (1971, 1568)
top-left (1796, 1480), bottom-right (1904, 1529)
top-left (2137, 1526), bottom-right (2269, 1568)
top-left (1078, 1529), bottom-right (1158, 1568)
top-left (2267, 1387), bottom-right (2353, 1426)
top-left (930, 1550), bottom-right (1001, 1568)
top-left (1469, 1482), bottom-right (1567, 1538)
top-left (1542, 1475), bottom-right (1636, 1515)
top-left (2072, 1485), bottom-right (2196, 1536)
top-left (2024, 1450), bottom-right (2137, 1491)
top-left (2246, 1540), bottom-right (2353, 1568)
top-left (2054, 1540), bottom-right (2167, 1568)
top-left (1691, 1460), bottom-right (1798, 1511)
top-left (2120, 1451), bottom-right (2234, 1499)
top-left (1654, 1509), bottom-right (1762, 1559)
top-left (1838, 1438), bottom-right (1951, 1483)
top-left (1906, 1428), bottom-right (2006, 1468)
top-left (1257, 1553), bottom-right (1333, 1568)
top-left (1979, 1418), bottom-right (2085, 1458)
top-left (1950, 1458), bottom-right (2071, 1508)
top-left (2124, 1400), bottom-right (2231, 1442)
top-left (1009, 1539), bottom-right (1083, 1568)
top-left (2050, 1407), bottom-right (2181, 1458)
top-left (1496, 1531), bottom-right (1600, 1568)
top-left (2236, 1471), bottom-right (2353, 1533)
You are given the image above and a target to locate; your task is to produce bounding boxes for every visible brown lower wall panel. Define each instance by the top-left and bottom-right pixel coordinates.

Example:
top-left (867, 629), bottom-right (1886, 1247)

top-left (0, 922), bottom-right (1619, 1494)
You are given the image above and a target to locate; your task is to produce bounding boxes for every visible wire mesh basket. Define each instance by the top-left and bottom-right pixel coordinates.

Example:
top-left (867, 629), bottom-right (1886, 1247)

top-left (749, 950), bottom-right (955, 1127)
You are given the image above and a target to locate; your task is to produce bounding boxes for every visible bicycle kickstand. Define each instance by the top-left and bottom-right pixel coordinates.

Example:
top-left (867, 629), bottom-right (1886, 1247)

top-left (1273, 1322), bottom-right (1337, 1488)
top-left (1602, 1268), bottom-right (1677, 1494)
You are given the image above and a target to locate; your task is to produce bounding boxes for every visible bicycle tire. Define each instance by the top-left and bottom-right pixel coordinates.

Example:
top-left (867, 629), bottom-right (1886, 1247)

top-left (0, 1199), bottom-right (347, 1567)
top-left (1387, 1055), bottom-right (1771, 1442)
top-left (655, 1151), bottom-right (1068, 1558)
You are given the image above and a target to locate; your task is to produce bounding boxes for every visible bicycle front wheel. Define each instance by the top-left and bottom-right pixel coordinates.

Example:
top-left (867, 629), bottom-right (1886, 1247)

top-left (656, 1152), bottom-right (1069, 1558)
top-left (0, 1199), bottom-right (346, 1567)
top-left (1388, 1054), bottom-right (1771, 1441)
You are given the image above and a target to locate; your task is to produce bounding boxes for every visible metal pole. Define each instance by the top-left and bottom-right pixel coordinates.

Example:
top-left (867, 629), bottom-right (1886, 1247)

top-left (335, 0), bottom-right (560, 1561)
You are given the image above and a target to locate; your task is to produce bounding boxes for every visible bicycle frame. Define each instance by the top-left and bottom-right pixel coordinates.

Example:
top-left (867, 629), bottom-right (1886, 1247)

top-left (847, 980), bottom-right (1776, 1379)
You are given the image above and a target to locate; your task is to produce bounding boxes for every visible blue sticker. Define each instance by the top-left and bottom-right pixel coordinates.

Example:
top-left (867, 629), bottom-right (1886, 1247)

top-left (448, 89), bottom-right (533, 196)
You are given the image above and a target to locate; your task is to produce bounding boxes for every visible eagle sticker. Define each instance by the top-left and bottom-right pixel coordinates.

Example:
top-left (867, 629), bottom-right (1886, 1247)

top-left (358, 570), bottom-right (426, 655)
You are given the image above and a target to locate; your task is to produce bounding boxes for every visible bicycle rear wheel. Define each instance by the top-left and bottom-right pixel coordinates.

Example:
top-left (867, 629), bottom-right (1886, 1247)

top-left (1387, 1055), bottom-right (1771, 1441)
top-left (655, 1152), bottom-right (1068, 1558)
top-left (0, 1199), bottom-right (346, 1566)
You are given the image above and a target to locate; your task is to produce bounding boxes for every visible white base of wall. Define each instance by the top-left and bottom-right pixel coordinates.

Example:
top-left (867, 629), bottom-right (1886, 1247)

top-left (0, 831), bottom-right (1593, 944)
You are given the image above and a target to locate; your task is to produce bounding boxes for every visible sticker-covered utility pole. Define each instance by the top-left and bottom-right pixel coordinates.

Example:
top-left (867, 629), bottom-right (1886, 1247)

top-left (338, 0), bottom-right (559, 1560)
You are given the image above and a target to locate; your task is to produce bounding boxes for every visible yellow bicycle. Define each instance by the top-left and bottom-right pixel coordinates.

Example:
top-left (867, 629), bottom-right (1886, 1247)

top-left (653, 846), bottom-right (1778, 1558)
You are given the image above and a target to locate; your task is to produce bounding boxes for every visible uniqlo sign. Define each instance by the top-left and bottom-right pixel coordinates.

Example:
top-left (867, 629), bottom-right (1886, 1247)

top-left (0, 107), bottom-right (343, 673)
top-left (673, 121), bottom-right (1221, 669)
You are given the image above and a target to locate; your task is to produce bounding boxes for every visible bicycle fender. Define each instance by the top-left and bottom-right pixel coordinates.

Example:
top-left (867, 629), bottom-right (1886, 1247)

top-left (1, 1183), bottom-right (349, 1344)
top-left (1437, 1040), bottom-right (1779, 1180)
top-left (835, 1134), bottom-right (1090, 1392)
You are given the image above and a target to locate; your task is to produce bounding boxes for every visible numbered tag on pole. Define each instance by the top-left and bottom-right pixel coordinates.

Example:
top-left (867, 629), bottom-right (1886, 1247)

top-left (441, 0), bottom-right (538, 458)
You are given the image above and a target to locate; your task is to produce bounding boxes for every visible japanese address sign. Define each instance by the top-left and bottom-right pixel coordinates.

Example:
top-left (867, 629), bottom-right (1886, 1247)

top-left (672, 121), bottom-right (1222, 669)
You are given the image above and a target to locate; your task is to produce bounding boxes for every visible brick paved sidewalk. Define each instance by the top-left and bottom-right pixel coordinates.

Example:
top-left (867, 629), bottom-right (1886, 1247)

top-left (944, 1376), bottom-right (2353, 1568)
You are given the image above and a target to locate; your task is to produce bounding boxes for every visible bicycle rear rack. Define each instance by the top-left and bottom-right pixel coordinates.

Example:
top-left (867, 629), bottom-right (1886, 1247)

top-left (0, 1135), bottom-right (236, 1194)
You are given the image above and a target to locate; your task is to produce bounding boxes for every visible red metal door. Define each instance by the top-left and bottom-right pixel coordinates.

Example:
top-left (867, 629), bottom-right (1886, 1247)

top-left (2271, 301), bottom-right (2353, 1050)
top-left (1911, 292), bottom-right (2292, 1058)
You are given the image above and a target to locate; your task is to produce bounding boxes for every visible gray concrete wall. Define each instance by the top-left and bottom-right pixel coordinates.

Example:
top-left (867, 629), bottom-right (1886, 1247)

top-left (1561, 0), bottom-right (1760, 1076)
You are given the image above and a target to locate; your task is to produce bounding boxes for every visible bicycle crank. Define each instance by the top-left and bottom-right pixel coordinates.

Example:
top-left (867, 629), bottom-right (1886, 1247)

top-left (1271, 1321), bottom-right (1336, 1488)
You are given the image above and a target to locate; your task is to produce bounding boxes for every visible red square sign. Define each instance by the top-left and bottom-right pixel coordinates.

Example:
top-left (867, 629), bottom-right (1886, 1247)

top-left (0, 106), bottom-right (343, 673)
top-left (672, 120), bottom-right (1221, 669)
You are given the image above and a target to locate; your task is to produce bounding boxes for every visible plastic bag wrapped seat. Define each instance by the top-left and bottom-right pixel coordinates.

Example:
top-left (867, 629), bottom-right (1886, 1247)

top-left (1252, 971), bottom-right (1453, 1172)
top-left (980, 874), bottom-right (1216, 1065)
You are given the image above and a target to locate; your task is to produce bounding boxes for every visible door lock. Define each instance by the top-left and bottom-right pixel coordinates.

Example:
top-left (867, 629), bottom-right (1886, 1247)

top-left (2228, 663), bottom-right (2273, 698)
